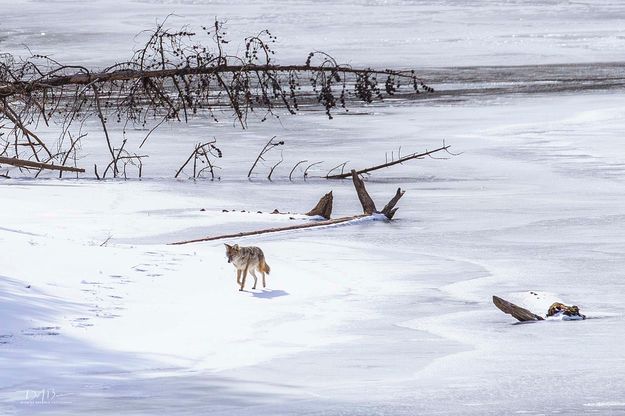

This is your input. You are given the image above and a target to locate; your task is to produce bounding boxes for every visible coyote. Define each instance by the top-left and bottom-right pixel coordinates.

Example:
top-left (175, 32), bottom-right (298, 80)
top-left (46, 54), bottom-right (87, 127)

top-left (224, 243), bottom-right (271, 291)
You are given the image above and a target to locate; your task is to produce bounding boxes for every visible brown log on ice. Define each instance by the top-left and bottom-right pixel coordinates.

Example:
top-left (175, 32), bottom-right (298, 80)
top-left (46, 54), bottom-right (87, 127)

top-left (169, 172), bottom-right (405, 245)
top-left (351, 170), bottom-right (405, 219)
top-left (351, 170), bottom-right (377, 215)
top-left (380, 188), bottom-right (406, 219)
top-left (492, 295), bottom-right (544, 322)
top-left (305, 191), bottom-right (333, 219)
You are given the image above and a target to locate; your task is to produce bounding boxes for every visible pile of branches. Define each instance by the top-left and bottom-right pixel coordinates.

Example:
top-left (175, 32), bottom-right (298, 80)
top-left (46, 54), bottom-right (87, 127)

top-left (0, 20), bottom-right (434, 177)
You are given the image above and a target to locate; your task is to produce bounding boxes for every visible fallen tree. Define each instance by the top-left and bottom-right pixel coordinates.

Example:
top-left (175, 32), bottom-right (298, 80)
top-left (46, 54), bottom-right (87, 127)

top-left (0, 20), bottom-right (434, 178)
top-left (171, 170), bottom-right (404, 244)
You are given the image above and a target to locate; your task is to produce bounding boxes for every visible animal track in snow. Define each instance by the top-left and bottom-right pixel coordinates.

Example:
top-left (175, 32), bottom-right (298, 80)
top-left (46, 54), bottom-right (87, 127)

top-left (0, 334), bottom-right (13, 344)
top-left (22, 326), bottom-right (60, 336)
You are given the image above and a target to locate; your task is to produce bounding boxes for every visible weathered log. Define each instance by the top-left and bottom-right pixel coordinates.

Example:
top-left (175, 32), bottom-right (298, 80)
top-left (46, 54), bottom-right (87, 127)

top-left (305, 191), bottom-right (333, 219)
top-left (326, 145), bottom-right (452, 179)
top-left (170, 172), bottom-right (404, 245)
top-left (492, 296), bottom-right (544, 322)
top-left (351, 170), bottom-right (377, 215)
top-left (170, 214), bottom-right (368, 245)
top-left (351, 170), bottom-right (405, 219)
top-left (0, 156), bottom-right (85, 173)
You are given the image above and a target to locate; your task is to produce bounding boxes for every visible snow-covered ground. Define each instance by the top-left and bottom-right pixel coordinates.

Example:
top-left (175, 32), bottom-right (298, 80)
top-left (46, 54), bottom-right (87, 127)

top-left (2, 1), bottom-right (625, 415)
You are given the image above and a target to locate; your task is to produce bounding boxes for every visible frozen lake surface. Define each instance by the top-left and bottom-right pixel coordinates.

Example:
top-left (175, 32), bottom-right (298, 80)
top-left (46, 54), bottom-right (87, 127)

top-left (1, 1), bottom-right (625, 414)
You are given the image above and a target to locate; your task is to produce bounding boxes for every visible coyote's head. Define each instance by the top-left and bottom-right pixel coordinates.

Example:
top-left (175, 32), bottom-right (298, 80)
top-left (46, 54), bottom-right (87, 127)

top-left (224, 243), bottom-right (240, 263)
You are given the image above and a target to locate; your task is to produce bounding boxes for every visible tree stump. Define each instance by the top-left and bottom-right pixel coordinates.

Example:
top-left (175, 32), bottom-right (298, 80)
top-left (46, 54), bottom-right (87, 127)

top-left (381, 188), bottom-right (406, 219)
top-left (305, 191), bottom-right (333, 219)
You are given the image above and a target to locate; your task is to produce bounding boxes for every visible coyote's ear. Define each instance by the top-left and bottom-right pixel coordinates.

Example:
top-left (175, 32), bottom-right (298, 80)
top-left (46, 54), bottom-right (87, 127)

top-left (233, 244), bottom-right (239, 249)
top-left (224, 243), bottom-right (232, 249)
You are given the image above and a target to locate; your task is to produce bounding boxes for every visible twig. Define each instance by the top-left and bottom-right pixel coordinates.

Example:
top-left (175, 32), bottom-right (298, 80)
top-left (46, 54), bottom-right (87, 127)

top-left (247, 136), bottom-right (284, 178)
top-left (92, 84), bottom-right (117, 176)
top-left (139, 116), bottom-right (167, 148)
top-left (289, 160), bottom-right (308, 181)
top-left (326, 161), bottom-right (349, 177)
top-left (267, 151), bottom-right (283, 181)
top-left (303, 161), bottom-right (324, 179)
top-left (175, 140), bottom-right (220, 179)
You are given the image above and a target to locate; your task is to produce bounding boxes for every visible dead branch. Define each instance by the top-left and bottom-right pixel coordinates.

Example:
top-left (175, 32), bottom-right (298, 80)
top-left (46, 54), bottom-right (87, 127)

top-left (175, 140), bottom-right (222, 179)
top-left (170, 214), bottom-right (368, 245)
top-left (351, 169), bottom-right (377, 215)
top-left (102, 139), bottom-right (128, 179)
top-left (92, 84), bottom-right (117, 176)
top-left (139, 116), bottom-right (167, 148)
top-left (59, 131), bottom-right (85, 178)
top-left (380, 187), bottom-right (406, 219)
top-left (0, 100), bottom-right (52, 161)
top-left (0, 64), bottom-right (432, 99)
top-left (351, 170), bottom-right (405, 219)
top-left (305, 191), bottom-right (333, 219)
top-left (326, 161), bottom-right (349, 178)
top-left (248, 136), bottom-right (284, 178)
top-left (303, 161), bottom-right (323, 179)
top-left (267, 150), bottom-right (283, 181)
top-left (326, 144), bottom-right (452, 179)
top-left (289, 159), bottom-right (308, 181)
top-left (0, 156), bottom-right (84, 173)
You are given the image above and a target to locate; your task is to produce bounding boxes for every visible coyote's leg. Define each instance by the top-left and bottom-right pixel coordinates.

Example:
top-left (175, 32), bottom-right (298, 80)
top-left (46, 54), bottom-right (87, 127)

top-left (236, 269), bottom-right (242, 285)
top-left (250, 269), bottom-right (258, 290)
top-left (262, 271), bottom-right (266, 288)
top-left (239, 266), bottom-right (248, 291)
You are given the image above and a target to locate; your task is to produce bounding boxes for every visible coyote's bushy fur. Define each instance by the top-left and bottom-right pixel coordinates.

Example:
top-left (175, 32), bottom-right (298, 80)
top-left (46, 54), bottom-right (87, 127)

top-left (224, 243), bottom-right (271, 291)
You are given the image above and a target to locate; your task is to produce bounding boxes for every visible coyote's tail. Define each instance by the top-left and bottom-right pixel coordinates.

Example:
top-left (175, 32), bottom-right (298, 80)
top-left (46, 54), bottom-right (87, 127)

top-left (261, 258), bottom-right (271, 274)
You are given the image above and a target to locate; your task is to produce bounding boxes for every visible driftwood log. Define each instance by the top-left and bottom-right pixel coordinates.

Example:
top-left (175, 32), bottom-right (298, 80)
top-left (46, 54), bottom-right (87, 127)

top-left (305, 191), bottom-right (333, 219)
top-left (492, 296), bottom-right (544, 322)
top-left (352, 171), bottom-right (377, 214)
top-left (381, 188), bottom-right (406, 219)
top-left (170, 170), bottom-right (405, 244)
top-left (350, 170), bottom-right (405, 219)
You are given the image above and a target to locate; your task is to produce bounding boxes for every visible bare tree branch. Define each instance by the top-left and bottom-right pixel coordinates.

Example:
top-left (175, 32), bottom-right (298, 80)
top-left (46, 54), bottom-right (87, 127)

top-left (0, 156), bottom-right (84, 173)
top-left (248, 136), bottom-right (284, 178)
top-left (289, 159), bottom-right (308, 181)
top-left (327, 144), bottom-right (451, 179)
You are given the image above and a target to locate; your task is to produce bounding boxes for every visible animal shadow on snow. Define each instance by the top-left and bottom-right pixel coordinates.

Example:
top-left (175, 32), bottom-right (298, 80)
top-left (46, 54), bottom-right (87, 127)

top-left (251, 289), bottom-right (289, 299)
